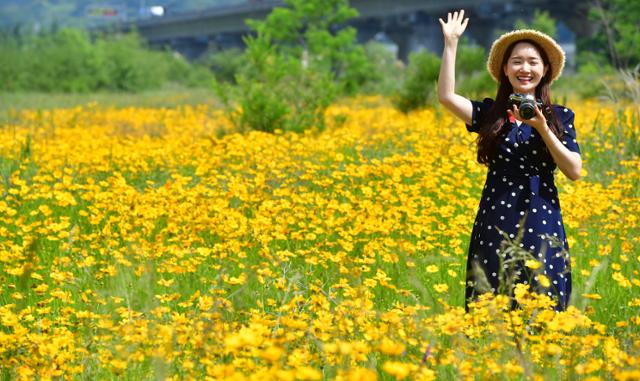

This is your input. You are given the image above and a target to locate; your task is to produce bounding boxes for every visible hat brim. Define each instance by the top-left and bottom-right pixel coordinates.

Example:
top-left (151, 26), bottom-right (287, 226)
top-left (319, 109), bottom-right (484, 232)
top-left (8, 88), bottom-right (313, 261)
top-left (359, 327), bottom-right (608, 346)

top-left (487, 29), bottom-right (565, 83)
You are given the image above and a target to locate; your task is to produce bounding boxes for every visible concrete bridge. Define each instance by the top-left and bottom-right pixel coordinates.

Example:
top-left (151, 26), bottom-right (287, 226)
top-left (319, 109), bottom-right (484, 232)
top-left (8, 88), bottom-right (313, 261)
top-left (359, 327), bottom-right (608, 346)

top-left (103, 0), bottom-right (589, 67)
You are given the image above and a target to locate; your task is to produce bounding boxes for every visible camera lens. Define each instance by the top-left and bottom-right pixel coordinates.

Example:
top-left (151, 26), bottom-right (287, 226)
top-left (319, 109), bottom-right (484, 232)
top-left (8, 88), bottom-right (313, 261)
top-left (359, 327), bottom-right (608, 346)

top-left (519, 101), bottom-right (536, 119)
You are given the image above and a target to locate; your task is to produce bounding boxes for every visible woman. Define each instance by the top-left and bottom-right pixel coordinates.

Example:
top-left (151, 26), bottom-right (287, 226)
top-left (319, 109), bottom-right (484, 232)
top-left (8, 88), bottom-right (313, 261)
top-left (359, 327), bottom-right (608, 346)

top-left (437, 10), bottom-right (582, 312)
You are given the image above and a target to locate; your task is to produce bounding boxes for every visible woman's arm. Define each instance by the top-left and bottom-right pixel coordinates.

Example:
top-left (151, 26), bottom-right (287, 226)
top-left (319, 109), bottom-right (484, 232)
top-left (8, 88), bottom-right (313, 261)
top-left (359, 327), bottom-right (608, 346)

top-left (537, 129), bottom-right (582, 181)
top-left (509, 105), bottom-right (582, 181)
top-left (437, 10), bottom-right (473, 125)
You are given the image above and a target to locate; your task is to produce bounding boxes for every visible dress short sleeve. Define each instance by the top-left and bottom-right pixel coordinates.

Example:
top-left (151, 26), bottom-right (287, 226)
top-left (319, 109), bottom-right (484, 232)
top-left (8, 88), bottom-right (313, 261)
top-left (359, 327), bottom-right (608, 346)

top-left (556, 106), bottom-right (580, 154)
top-left (466, 98), bottom-right (494, 133)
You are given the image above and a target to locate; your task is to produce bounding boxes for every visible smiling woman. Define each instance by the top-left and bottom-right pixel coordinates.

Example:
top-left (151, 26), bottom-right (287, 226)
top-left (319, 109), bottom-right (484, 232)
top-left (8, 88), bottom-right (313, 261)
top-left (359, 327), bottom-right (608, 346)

top-left (437, 10), bottom-right (582, 313)
top-left (503, 41), bottom-right (548, 94)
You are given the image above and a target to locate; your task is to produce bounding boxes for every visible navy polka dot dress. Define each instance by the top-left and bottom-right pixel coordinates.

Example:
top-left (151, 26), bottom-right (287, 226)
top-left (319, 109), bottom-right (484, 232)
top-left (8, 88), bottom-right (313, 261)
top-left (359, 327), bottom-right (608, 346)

top-left (464, 98), bottom-right (580, 313)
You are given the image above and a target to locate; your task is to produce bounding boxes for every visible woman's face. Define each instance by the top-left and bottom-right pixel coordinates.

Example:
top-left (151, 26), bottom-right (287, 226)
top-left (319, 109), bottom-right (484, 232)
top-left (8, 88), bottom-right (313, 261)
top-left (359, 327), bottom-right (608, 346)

top-left (503, 41), bottom-right (548, 95)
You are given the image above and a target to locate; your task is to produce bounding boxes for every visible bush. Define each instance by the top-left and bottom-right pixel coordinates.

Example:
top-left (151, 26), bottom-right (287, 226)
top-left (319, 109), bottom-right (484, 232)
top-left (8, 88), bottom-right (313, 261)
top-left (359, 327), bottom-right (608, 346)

top-left (392, 50), bottom-right (441, 113)
top-left (455, 40), bottom-right (496, 98)
top-left (458, 71), bottom-right (496, 99)
top-left (514, 9), bottom-right (557, 38)
top-left (456, 39), bottom-right (485, 76)
top-left (359, 41), bottom-right (405, 96)
top-left (313, 27), bottom-right (374, 95)
top-left (0, 28), bottom-right (216, 92)
top-left (168, 52), bottom-right (216, 88)
top-left (231, 77), bottom-right (289, 133)
top-left (218, 36), bottom-right (337, 133)
top-left (554, 52), bottom-right (614, 99)
top-left (198, 48), bottom-right (246, 84)
top-left (218, 0), bottom-right (360, 133)
top-left (96, 33), bottom-right (169, 91)
top-left (25, 29), bottom-right (106, 92)
top-left (0, 37), bottom-right (27, 91)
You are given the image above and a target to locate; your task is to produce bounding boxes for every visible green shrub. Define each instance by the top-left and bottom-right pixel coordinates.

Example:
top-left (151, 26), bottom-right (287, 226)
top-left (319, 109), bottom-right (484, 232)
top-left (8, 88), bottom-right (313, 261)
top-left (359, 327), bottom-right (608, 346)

top-left (231, 77), bottom-right (289, 133)
top-left (228, 65), bottom-right (336, 134)
top-left (25, 29), bottom-right (106, 92)
top-left (392, 50), bottom-right (441, 113)
top-left (0, 38), bottom-right (27, 91)
top-left (96, 33), bottom-right (170, 91)
top-left (389, 39), bottom-right (493, 109)
top-left (554, 52), bottom-right (615, 99)
top-left (247, 0), bottom-right (368, 96)
top-left (458, 71), bottom-right (496, 99)
top-left (456, 39), bottom-right (485, 76)
top-left (455, 40), bottom-right (495, 99)
top-left (198, 48), bottom-right (246, 84)
top-left (167, 53), bottom-right (216, 88)
top-left (514, 9), bottom-right (557, 38)
top-left (310, 26), bottom-right (374, 95)
top-left (360, 41), bottom-right (405, 96)
top-left (219, 0), bottom-right (359, 133)
top-left (0, 28), bottom-right (216, 93)
top-left (218, 37), bottom-right (337, 133)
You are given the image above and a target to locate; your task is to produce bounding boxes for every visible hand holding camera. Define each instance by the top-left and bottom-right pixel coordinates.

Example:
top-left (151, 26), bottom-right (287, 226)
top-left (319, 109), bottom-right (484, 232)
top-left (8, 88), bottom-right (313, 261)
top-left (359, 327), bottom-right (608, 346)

top-left (506, 93), bottom-right (550, 133)
top-left (508, 93), bottom-right (543, 120)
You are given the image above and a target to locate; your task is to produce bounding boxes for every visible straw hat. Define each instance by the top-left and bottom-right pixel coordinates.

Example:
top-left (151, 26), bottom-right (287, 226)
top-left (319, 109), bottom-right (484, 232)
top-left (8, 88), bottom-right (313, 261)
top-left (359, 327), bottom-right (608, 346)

top-left (486, 29), bottom-right (565, 83)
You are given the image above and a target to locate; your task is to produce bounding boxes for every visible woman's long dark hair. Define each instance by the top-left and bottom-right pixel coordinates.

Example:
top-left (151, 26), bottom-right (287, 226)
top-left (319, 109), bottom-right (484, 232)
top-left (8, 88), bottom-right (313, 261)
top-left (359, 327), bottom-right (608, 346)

top-left (476, 39), bottom-right (563, 165)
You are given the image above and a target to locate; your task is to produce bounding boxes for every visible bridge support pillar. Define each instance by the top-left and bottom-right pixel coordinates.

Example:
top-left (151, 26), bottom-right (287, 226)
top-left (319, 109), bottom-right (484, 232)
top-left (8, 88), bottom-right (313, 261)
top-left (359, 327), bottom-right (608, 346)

top-left (385, 20), bottom-right (442, 63)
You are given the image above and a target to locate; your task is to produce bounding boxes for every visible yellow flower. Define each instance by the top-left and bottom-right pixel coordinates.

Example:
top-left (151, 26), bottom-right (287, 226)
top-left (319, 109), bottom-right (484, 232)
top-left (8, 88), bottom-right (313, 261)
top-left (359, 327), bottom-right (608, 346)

top-left (338, 341), bottom-right (353, 355)
top-left (537, 274), bottom-right (551, 288)
top-left (382, 361), bottom-right (413, 380)
top-left (157, 278), bottom-right (175, 287)
top-left (16, 366), bottom-right (35, 379)
top-left (295, 366), bottom-right (322, 381)
top-left (575, 359), bottom-right (604, 374)
top-left (337, 368), bottom-right (377, 381)
top-left (110, 359), bottom-right (128, 370)
top-left (612, 272), bottom-right (632, 288)
top-left (260, 346), bottom-right (283, 363)
top-left (415, 368), bottom-right (437, 381)
top-left (0, 97), bottom-right (636, 378)
top-left (378, 337), bottom-right (406, 356)
top-left (10, 292), bottom-right (23, 300)
top-left (525, 260), bottom-right (542, 270)
top-left (226, 274), bottom-right (247, 285)
top-left (433, 283), bottom-right (449, 293)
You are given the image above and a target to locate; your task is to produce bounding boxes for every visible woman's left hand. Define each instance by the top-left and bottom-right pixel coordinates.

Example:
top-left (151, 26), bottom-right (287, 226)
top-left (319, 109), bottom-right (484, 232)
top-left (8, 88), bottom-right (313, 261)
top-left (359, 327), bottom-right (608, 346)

top-left (507, 104), bottom-right (548, 132)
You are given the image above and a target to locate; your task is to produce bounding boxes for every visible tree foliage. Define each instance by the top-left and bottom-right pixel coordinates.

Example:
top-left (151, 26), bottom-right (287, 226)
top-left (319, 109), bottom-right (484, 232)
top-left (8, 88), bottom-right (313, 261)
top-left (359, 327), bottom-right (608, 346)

top-left (244, 0), bottom-right (371, 94)
top-left (392, 51), bottom-right (441, 114)
top-left (514, 10), bottom-right (557, 38)
top-left (393, 37), bottom-right (495, 114)
top-left (0, 28), bottom-right (214, 92)
top-left (586, 0), bottom-right (640, 68)
top-left (218, 0), bottom-right (370, 133)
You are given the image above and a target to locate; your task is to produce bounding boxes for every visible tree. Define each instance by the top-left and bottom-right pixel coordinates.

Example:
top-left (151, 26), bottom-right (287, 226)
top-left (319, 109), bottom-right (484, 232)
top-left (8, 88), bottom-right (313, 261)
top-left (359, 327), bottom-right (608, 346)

top-left (244, 0), bottom-right (371, 94)
top-left (218, 0), bottom-right (370, 133)
top-left (514, 9), bottom-right (557, 38)
top-left (586, 0), bottom-right (640, 68)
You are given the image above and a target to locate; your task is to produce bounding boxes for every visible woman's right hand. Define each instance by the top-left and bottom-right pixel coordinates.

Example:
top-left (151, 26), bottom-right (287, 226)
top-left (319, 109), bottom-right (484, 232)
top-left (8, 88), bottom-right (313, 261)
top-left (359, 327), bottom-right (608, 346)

top-left (439, 9), bottom-right (469, 43)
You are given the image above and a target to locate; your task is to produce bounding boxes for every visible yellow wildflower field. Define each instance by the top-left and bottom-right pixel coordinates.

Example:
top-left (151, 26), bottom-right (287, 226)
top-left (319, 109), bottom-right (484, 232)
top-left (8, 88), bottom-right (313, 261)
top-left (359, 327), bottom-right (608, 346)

top-left (0, 99), bottom-right (638, 380)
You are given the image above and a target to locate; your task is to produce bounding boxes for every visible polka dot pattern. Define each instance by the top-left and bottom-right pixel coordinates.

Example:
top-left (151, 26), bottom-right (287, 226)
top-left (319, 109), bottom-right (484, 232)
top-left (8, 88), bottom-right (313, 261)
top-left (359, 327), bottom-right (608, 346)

top-left (464, 98), bottom-right (580, 313)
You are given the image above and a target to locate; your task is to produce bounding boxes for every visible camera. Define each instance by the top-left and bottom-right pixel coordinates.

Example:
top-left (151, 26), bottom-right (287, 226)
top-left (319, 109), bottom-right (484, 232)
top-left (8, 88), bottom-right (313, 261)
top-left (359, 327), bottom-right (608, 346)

top-left (508, 93), bottom-right (543, 120)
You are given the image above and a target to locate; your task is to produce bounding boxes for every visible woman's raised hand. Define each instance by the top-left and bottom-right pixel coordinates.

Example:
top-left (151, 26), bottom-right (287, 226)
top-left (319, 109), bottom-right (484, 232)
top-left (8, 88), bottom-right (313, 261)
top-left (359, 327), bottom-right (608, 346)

top-left (439, 10), bottom-right (469, 42)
